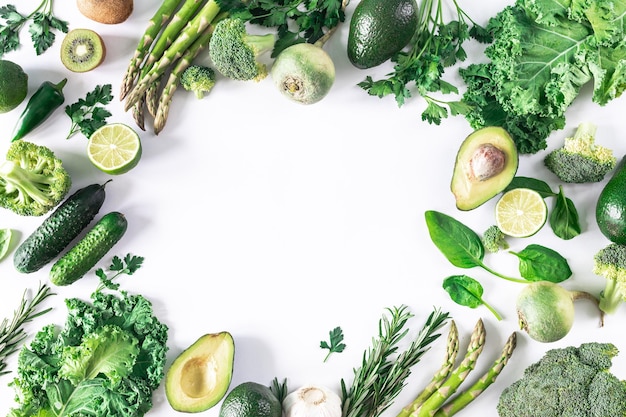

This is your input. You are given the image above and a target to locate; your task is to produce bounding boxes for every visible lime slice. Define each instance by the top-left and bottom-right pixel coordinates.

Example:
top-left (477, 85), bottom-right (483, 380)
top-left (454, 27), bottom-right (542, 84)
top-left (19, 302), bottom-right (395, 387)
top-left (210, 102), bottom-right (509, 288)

top-left (88, 123), bottom-right (142, 175)
top-left (495, 188), bottom-right (547, 238)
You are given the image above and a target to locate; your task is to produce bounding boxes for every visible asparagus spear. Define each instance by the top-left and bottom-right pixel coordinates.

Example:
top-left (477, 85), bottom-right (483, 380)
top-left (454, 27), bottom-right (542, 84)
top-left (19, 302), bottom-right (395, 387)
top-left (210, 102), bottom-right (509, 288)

top-left (124, 0), bottom-right (221, 111)
top-left (414, 318), bottom-right (486, 417)
top-left (120, 0), bottom-right (184, 100)
top-left (145, 75), bottom-right (162, 118)
top-left (397, 321), bottom-right (460, 417)
top-left (154, 23), bottom-right (215, 134)
top-left (432, 332), bottom-right (517, 417)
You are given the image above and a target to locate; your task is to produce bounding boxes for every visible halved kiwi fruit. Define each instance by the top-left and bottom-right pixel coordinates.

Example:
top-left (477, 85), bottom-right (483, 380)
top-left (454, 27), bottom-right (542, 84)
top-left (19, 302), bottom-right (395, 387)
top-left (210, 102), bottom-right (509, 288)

top-left (60, 29), bottom-right (106, 73)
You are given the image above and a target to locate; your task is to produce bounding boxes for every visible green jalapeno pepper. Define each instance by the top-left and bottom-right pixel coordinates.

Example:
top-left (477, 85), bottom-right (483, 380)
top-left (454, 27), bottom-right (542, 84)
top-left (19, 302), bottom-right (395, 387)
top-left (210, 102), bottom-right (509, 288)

top-left (11, 78), bottom-right (67, 142)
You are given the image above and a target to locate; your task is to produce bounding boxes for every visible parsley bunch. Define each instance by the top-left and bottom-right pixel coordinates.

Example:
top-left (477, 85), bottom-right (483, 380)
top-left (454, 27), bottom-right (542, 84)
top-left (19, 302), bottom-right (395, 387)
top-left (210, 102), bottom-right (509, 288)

top-left (65, 84), bottom-right (113, 139)
top-left (217, 0), bottom-right (347, 56)
top-left (0, 0), bottom-right (68, 57)
top-left (358, 0), bottom-right (490, 125)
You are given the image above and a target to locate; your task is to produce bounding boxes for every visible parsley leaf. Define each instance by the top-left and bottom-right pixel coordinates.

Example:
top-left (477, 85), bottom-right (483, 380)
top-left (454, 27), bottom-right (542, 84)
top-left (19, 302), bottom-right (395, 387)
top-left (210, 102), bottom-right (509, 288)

top-left (95, 253), bottom-right (145, 292)
top-left (65, 84), bottom-right (114, 139)
top-left (0, 1), bottom-right (68, 57)
top-left (217, 0), bottom-right (347, 57)
top-left (320, 326), bottom-right (346, 362)
top-left (357, 0), bottom-right (489, 125)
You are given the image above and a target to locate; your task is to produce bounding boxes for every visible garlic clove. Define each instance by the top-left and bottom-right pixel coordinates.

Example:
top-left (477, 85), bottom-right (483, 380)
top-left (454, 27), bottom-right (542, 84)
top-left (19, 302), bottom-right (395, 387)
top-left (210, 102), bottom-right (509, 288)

top-left (283, 385), bottom-right (342, 417)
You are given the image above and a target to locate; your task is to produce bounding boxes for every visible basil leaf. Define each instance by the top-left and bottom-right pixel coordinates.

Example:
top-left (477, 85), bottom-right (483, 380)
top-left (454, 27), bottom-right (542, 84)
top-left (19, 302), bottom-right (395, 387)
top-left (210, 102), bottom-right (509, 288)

top-left (442, 275), bottom-right (502, 320)
top-left (509, 244), bottom-right (572, 283)
top-left (0, 228), bottom-right (12, 261)
top-left (424, 210), bottom-right (484, 269)
top-left (550, 186), bottom-right (581, 240)
top-left (504, 176), bottom-right (556, 198)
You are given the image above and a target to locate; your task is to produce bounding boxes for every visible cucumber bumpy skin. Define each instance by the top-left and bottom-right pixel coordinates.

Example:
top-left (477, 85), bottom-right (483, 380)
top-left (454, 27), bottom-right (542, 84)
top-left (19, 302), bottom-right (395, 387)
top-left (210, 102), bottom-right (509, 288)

top-left (14, 182), bottom-right (109, 273)
top-left (49, 211), bottom-right (128, 286)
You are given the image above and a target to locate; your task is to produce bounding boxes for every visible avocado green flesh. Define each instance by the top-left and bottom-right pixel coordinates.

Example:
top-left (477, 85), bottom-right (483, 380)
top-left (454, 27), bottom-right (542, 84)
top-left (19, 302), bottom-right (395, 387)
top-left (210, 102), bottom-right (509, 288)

top-left (165, 332), bottom-right (235, 412)
top-left (450, 126), bottom-right (518, 211)
top-left (596, 156), bottom-right (626, 244)
top-left (347, 0), bottom-right (418, 69)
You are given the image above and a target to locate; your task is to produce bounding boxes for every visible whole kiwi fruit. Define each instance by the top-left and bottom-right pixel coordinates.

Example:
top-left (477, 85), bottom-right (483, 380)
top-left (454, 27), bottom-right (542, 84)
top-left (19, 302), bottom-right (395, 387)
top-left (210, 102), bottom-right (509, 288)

top-left (77, 0), bottom-right (133, 24)
top-left (60, 28), bottom-right (106, 73)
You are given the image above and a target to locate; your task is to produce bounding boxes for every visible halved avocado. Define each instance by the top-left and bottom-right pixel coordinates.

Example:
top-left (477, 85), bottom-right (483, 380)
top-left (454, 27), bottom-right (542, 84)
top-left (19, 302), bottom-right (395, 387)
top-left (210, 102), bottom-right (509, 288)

top-left (451, 127), bottom-right (518, 211)
top-left (165, 331), bottom-right (235, 413)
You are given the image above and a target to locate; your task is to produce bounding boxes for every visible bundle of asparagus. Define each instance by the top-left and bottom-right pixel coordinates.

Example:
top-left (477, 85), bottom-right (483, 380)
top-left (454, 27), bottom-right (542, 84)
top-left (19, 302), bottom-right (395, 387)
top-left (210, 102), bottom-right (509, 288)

top-left (120, 0), bottom-right (224, 134)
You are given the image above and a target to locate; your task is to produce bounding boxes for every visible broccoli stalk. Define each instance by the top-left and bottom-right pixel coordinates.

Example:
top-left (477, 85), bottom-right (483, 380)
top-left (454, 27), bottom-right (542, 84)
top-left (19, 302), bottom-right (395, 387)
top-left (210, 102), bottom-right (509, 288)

top-left (544, 122), bottom-right (617, 183)
top-left (208, 17), bottom-right (276, 81)
top-left (0, 141), bottom-right (71, 216)
top-left (593, 243), bottom-right (626, 314)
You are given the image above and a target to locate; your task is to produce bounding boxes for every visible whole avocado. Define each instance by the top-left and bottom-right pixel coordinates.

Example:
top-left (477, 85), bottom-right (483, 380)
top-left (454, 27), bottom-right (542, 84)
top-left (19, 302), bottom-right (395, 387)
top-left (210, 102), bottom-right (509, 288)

top-left (596, 156), bottom-right (626, 244)
top-left (347, 0), bottom-right (418, 69)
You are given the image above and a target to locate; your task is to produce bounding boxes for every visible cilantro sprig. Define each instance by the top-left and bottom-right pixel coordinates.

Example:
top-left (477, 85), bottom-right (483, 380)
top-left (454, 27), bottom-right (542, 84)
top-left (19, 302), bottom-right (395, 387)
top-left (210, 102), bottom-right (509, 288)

top-left (96, 253), bottom-right (145, 292)
top-left (65, 84), bottom-right (114, 139)
top-left (0, 0), bottom-right (68, 57)
top-left (320, 326), bottom-right (346, 362)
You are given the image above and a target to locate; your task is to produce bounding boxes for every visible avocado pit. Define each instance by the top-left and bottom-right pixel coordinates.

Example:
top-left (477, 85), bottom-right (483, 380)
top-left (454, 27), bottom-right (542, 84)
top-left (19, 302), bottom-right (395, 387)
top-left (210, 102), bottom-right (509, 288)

top-left (469, 143), bottom-right (506, 181)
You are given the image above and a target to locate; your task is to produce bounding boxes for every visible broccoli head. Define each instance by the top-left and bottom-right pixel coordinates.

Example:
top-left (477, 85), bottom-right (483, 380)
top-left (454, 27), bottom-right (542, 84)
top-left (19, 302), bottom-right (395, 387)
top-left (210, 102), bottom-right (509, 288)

top-left (593, 242), bottom-right (626, 315)
top-left (544, 122), bottom-right (617, 183)
top-left (180, 65), bottom-right (216, 99)
top-left (497, 342), bottom-right (626, 417)
top-left (208, 17), bottom-right (276, 81)
top-left (0, 141), bottom-right (71, 216)
top-left (482, 224), bottom-right (509, 253)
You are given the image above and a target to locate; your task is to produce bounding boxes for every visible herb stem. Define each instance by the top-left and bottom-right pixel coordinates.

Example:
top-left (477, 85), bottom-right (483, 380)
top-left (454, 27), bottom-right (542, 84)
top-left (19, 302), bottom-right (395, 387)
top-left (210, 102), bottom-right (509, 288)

top-left (478, 262), bottom-right (527, 284)
top-left (0, 282), bottom-right (55, 375)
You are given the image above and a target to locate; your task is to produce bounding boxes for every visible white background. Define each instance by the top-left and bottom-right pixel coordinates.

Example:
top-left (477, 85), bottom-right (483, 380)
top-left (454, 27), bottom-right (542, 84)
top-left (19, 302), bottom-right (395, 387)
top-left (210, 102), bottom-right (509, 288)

top-left (0, 0), bottom-right (624, 416)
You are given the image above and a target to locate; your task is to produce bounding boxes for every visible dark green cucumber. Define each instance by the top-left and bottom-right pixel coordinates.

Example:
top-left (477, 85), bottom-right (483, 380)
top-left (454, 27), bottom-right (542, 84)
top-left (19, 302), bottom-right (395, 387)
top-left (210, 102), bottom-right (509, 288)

top-left (13, 181), bottom-right (110, 273)
top-left (49, 211), bottom-right (128, 286)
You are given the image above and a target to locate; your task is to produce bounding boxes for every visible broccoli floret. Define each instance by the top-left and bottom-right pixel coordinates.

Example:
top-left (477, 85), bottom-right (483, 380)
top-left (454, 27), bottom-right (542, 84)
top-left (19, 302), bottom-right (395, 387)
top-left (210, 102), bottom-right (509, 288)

top-left (0, 141), bottom-right (71, 216)
top-left (482, 224), bottom-right (509, 253)
top-left (497, 342), bottom-right (626, 417)
top-left (180, 65), bottom-right (216, 99)
top-left (544, 122), bottom-right (617, 183)
top-left (208, 17), bottom-right (276, 81)
top-left (593, 243), bottom-right (626, 315)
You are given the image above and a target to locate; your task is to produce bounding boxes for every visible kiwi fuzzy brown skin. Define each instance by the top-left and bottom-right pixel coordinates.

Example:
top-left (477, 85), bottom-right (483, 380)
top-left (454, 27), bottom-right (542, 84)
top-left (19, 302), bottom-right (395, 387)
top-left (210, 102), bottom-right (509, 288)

top-left (76, 0), bottom-right (133, 24)
top-left (60, 29), bottom-right (106, 73)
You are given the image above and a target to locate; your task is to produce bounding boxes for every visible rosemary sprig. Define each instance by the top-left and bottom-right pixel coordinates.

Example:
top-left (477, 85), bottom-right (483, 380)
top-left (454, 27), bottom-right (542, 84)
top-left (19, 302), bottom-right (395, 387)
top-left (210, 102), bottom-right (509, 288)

top-left (0, 282), bottom-right (55, 375)
top-left (340, 305), bottom-right (450, 417)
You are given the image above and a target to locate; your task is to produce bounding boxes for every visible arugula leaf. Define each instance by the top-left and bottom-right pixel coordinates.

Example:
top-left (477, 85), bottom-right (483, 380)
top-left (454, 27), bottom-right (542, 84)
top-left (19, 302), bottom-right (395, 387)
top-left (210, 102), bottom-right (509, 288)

top-left (320, 326), bottom-right (346, 362)
top-left (442, 275), bottom-right (502, 320)
top-left (0, 1), bottom-right (68, 57)
top-left (65, 84), bottom-right (113, 139)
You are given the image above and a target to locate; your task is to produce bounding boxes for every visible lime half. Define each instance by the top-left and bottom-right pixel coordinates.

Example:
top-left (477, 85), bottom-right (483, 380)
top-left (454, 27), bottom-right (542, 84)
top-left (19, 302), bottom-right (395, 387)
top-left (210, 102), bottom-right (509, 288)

top-left (88, 123), bottom-right (142, 175)
top-left (495, 188), bottom-right (547, 238)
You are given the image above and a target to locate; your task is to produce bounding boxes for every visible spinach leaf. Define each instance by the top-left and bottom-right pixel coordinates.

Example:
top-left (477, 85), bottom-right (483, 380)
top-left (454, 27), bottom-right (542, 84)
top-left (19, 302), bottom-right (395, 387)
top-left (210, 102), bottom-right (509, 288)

top-left (509, 244), bottom-right (572, 283)
top-left (424, 210), bottom-right (485, 268)
top-left (442, 275), bottom-right (502, 320)
top-left (550, 186), bottom-right (581, 240)
top-left (0, 228), bottom-right (12, 261)
top-left (504, 176), bottom-right (555, 198)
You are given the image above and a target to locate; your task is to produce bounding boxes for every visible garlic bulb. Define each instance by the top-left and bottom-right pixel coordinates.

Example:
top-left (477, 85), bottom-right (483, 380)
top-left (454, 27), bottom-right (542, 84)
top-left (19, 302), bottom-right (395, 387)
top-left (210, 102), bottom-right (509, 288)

top-left (282, 385), bottom-right (342, 417)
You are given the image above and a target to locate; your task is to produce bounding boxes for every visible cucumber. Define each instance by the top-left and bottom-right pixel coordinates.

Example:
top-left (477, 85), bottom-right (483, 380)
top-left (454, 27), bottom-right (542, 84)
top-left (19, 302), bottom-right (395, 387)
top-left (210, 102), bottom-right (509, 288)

top-left (13, 181), bottom-right (110, 273)
top-left (49, 211), bottom-right (128, 286)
